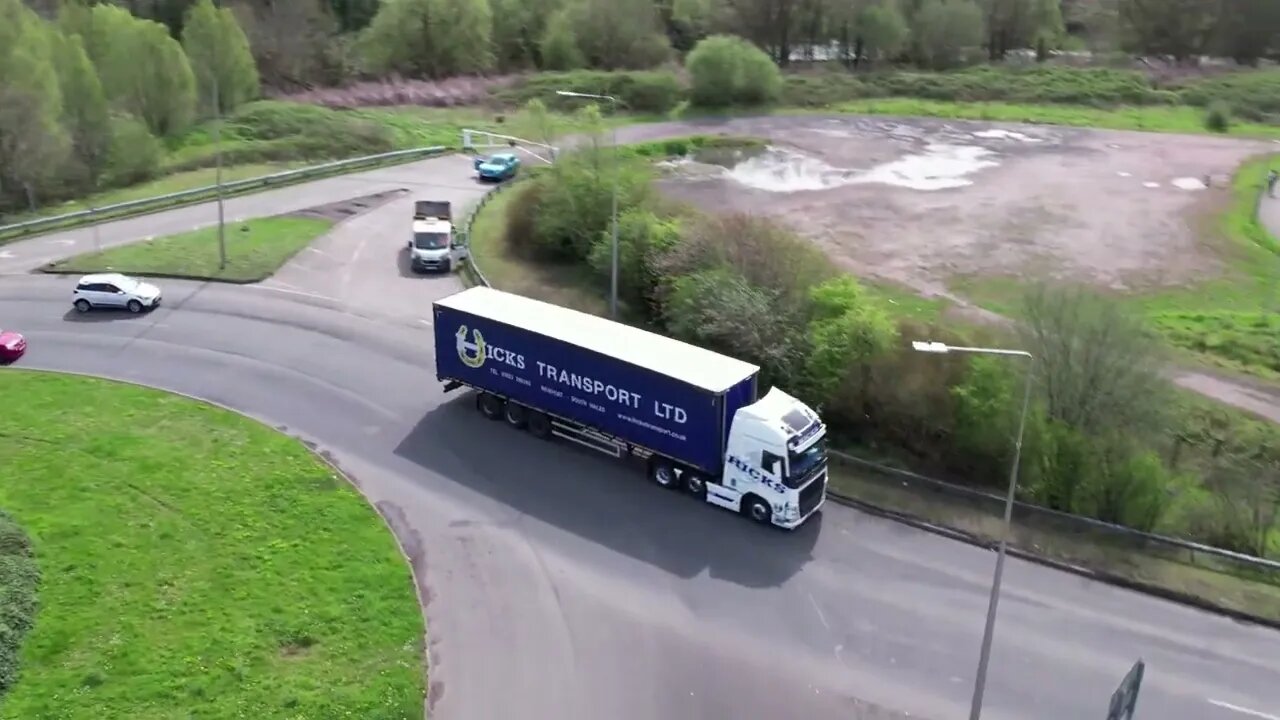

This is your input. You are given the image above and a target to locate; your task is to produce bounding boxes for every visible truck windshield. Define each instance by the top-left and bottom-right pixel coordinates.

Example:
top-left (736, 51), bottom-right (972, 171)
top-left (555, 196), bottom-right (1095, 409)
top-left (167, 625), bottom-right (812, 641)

top-left (787, 437), bottom-right (827, 485)
top-left (413, 232), bottom-right (449, 249)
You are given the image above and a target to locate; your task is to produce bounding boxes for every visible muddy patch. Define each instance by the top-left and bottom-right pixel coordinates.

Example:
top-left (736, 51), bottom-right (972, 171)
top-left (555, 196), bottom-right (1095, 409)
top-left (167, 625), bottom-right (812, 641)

top-left (652, 116), bottom-right (1274, 297)
top-left (287, 188), bottom-right (409, 224)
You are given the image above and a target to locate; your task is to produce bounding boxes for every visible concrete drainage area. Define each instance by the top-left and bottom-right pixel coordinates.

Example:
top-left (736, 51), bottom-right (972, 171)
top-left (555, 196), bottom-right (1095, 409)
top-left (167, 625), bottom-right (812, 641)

top-left (286, 188), bottom-right (410, 223)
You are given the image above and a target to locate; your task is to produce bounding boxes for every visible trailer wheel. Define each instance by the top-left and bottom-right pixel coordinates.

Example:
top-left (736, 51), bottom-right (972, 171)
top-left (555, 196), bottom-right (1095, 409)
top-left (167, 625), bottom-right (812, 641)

top-left (504, 401), bottom-right (528, 429)
top-left (683, 471), bottom-right (707, 498)
top-left (742, 495), bottom-right (773, 525)
top-left (476, 393), bottom-right (504, 420)
top-left (648, 459), bottom-right (680, 490)
top-left (527, 412), bottom-right (552, 439)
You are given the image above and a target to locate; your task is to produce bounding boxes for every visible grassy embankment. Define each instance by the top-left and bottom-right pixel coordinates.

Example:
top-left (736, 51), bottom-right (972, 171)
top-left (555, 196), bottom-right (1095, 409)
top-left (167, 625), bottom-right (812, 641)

top-left (42, 216), bottom-right (335, 283)
top-left (0, 371), bottom-right (424, 719)
top-left (462, 146), bottom-right (1280, 623)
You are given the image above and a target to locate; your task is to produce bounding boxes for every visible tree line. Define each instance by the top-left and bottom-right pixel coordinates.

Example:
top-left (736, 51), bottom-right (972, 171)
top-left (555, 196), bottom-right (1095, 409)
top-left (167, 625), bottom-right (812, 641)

top-left (1, 0), bottom-right (257, 214)
top-left (24, 0), bottom-right (1277, 90)
top-left (502, 101), bottom-right (1280, 557)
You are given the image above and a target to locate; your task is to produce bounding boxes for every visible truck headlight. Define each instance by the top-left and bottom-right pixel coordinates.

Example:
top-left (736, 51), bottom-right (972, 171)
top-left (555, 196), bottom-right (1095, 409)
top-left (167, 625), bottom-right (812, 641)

top-left (784, 503), bottom-right (800, 520)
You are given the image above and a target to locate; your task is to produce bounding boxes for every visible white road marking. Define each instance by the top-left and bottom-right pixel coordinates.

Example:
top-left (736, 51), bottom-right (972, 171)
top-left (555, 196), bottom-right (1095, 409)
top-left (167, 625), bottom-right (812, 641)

top-left (808, 592), bottom-right (830, 630)
top-left (0, 250), bottom-right (15, 259)
top-left (47, 239), bottom-right (76, 246)
top-left (417, 318), bottom-right (432, 327)
top-left (1209, 700), bottom-right (1279, 720)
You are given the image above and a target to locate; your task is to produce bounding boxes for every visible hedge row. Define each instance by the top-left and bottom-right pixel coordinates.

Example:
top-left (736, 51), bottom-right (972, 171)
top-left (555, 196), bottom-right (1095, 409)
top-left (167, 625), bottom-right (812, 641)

top-left (0, 509), bottom-right (39, 699)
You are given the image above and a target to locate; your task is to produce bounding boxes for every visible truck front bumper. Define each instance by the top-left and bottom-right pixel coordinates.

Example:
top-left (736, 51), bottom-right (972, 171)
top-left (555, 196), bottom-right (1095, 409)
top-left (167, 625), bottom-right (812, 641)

top-left (774, 494), bottom-right (825, 530)
top-left (411, 257), bottom-right (451, 272)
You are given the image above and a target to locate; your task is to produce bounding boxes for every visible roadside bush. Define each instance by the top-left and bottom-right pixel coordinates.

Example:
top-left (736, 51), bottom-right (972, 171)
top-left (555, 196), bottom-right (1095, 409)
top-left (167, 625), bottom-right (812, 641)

top-left (499, 70), bottom-right (685, 114)
top-left (0, 509), bottom-right (39, 699)
top-left (585, 207), bottom-right (681, 316)
top-left (101, 113), bottom-right (162, 187)
top-left (1205, 100), bottom-right (1233, 132)
top-left (1177, 69), bottom-right (1280, 121)
top-left (527, 150), bottom-right (654, 261)
top-left (686, 34), bottom-right (781, 108)
top-left (797, 276), bottom-right (898, 403)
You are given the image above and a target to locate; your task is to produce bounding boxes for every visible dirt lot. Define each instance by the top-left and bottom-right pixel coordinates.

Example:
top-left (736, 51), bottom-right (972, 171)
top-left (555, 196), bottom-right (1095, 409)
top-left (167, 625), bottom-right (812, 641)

top-left (624, 116), bottom-right (1276, 300)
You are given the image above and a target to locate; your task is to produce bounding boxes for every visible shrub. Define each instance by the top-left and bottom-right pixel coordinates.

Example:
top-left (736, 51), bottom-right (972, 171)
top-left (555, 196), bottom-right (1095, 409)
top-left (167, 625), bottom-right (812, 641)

top-left (0, 510), bottom-right (39, 699)
top-left (685, 34), bottom-right (781, 108)
top-left (1205, 100), bottom-right (1233, 133)
top-left (1177, 69), bottom-right (1280, 121)
top-left (500, 70), bottom-right (685, 114)
top-left (585, 207), bottom-right (681, 316)
top-left (102, 113), bottom-right (162, 187)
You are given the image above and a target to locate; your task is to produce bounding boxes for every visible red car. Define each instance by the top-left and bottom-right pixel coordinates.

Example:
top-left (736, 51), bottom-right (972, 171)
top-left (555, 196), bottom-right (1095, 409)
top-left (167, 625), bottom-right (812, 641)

top-left (0, 328), bottom-right (26, 363)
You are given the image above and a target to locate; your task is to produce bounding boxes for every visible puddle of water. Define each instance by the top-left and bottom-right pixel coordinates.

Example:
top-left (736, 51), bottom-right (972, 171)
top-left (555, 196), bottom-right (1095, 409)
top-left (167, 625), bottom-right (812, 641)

top-left (1143, 181), bottom-right (1161, 188)
top-left (972, 129), bottom-right (1044, 143)
top-left (1117, 171), bottom-right (1133, 178)
top-left (1171, 176), bottom-right (1207, 190)
top-left (727, 148), bottom-right (858, 191)
top-left (725, 144), bottom-right (1000, 193)
top-left (851, 143), bottom-right (1000, 191)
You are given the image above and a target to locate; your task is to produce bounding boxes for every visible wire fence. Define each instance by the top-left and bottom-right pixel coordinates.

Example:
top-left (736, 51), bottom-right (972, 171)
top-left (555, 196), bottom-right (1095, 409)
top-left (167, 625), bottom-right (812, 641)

top-left (0, 146), bottom-right (451, 241)
top-left (456, 142), bottom-right (1280, 607)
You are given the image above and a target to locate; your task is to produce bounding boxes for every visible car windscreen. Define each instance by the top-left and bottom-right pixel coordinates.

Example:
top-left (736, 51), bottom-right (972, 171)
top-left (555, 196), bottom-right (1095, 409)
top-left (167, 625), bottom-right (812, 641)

top-left (413, 232), bottom-right (449, 249)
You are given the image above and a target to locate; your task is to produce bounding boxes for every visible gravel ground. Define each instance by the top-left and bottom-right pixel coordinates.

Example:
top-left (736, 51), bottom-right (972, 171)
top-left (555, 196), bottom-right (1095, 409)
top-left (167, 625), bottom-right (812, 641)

top-left (628, 115), bottom-right (1275, 300)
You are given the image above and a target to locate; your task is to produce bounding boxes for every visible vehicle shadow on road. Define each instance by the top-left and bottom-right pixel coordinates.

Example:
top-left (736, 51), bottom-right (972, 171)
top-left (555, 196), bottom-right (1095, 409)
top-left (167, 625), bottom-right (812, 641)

top-left (393, 393), bottom-right (822, 588)
top-left (60, 308), bottom-right (154, 323)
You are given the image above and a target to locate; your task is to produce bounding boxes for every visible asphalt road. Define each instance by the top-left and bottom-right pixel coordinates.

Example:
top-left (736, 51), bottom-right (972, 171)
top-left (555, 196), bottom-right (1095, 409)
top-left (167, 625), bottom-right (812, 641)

top-left (1, 148), bottom-right (1278, 720)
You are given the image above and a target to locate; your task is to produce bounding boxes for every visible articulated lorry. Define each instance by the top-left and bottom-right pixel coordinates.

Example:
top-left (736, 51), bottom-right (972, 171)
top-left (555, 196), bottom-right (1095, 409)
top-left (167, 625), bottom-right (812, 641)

top-left (432, 286), bottom-right (829, 529)
top-left (408, 200), bottom-right (468, 273)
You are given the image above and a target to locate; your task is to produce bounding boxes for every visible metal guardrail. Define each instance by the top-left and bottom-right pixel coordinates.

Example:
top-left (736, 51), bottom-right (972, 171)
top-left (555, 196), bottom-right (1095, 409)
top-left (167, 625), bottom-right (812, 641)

top-left (0, 146), bottom-right (451, 240)
top-left (458, 149), bottom-right (1280, 581)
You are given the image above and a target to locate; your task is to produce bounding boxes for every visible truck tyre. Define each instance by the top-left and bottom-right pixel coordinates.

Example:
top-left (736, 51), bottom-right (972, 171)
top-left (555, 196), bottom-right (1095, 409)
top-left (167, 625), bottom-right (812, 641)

top-left (476, 393), bottom-right (504, 420)
top-left (743, 495), bottom-right (772, 525)
top-left (527, 412), bottom-right (552, 439)
top-left (683, 471), bottom-right (707, 498)
top-left (648, 459), bottom-right (680, 490)
top-left (504, 401), bottom-right (528, 429)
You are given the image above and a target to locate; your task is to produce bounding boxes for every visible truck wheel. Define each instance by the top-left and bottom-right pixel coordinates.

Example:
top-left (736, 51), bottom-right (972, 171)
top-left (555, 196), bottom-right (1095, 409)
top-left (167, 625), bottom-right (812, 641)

top-left (648, 459), bottom-right (680, 490)
top-left (476, 393), bottom-right (504, 420)
top-left (683, 472), bottom-right (707, 498)
top-left (743, 496), bottom-right (773, 525)
top-left (527, 412), bottom-right (552, 439)
top-left (504, 402), bottom-right (528, 429)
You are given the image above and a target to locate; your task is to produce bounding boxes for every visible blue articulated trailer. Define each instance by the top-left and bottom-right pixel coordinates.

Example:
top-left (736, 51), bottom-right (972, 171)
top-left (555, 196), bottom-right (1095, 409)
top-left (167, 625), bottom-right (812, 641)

top-left (432, 286), bottom-right (829, 529)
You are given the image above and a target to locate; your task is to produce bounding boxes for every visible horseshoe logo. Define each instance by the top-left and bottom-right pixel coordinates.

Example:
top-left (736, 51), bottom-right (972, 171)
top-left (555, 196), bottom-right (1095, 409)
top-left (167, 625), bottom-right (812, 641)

top-left (456, 325), bottom-right (487, 369)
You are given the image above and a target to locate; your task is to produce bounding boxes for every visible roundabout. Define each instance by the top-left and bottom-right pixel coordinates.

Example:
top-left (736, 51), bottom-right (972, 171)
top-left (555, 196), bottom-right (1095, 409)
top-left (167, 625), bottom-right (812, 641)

top-left (0, 151), bottom-right (1277, 720)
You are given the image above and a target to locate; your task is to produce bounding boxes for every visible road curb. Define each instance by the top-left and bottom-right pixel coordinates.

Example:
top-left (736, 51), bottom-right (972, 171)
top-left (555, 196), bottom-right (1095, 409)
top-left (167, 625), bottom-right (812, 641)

top-left (824, 490), bottom-right (1280, 632)
top-left (1, 367), bottom-right (434, 716)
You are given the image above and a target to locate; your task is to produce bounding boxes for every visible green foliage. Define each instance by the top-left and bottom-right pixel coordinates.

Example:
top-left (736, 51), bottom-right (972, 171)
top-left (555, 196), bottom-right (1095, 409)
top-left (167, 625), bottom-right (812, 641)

top-left (357, 0), bottom-right (495, 77)
top-left (686, 34), bottom-right (782, 107)
top-left (0, 0), bottom-right (70, 209)
top-left (102, 113), bottom-right (162, 187)
top-left (800, 276), bottom-right (899, 403)
top-left (86, 5), bottom-right (198, 137)
top-left (911, 0), bottom-right (984, 69)
top-left (502, 70), bottom-right (685, 114)
top-left (49, 27), bottom-right (109, 186)
top-left (856, 1), bottom-right (911, 63)
top-left (0, 509), bottom-right (39, 700)
top-left (567, 0), bottom-right (672, 70)
top-left (1179, 70), bottom-right (1280, 121)
top-left (1153, 311), bottom-right (1280, 376)
top-left (585, 207), bottom-right (682, 312)
top-left (211, 100), bottom-right (396, 165)
top-left (526, 150), bottom-right (654, 261)
top-left (539, 7), bottom-right (585, 71)
top-left (181, 0), bottom-right (260, 116)
top-left (1205, 100), bottom-right (1233, 132)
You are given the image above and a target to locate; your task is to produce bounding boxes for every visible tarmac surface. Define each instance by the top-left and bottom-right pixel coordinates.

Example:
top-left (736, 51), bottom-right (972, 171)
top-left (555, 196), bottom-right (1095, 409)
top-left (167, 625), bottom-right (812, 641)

top-left (1, 151), bottom-right (1279, 720)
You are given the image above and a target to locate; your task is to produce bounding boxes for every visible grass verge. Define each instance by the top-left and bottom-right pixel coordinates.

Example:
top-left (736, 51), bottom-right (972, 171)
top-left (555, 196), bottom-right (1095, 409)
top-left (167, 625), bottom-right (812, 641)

top-left (0, 370), bottom-right (423, 719)
top-left (827, 458), bottom-right (1280, 624)
top-left (42, 215), bottom-right (334, 283)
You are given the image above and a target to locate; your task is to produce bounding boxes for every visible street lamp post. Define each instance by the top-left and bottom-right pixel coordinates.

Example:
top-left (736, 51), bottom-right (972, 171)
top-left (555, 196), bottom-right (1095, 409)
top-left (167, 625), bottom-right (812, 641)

top-left (911, 340), bottom-right (1034, 720)
top-left (555, 90), bottom-right (619, 320)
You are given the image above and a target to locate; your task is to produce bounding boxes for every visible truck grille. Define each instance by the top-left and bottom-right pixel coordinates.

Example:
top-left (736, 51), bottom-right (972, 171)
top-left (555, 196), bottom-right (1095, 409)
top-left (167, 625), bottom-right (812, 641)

top-left (799, 470), bottom-right (826, 516)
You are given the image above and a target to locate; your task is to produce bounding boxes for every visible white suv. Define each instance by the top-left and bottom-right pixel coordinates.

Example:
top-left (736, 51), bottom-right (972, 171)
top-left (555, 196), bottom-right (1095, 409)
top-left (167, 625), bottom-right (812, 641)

top-left (72, 273), bottom-right (163, 314)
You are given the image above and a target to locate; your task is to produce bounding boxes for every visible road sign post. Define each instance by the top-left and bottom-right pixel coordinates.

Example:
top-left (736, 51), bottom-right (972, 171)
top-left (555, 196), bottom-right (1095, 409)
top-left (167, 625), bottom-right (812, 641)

top-left (1107, 659), bottom-right (1145, 720)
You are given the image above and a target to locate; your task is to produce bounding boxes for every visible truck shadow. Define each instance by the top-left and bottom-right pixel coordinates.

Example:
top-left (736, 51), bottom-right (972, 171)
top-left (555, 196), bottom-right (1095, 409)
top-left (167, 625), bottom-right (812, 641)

top-left (393, 392), bottom-right (822, 588)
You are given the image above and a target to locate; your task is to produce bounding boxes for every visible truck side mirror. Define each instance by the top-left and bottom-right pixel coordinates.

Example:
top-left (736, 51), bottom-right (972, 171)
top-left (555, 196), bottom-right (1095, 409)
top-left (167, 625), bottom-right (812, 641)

top-left (407, 240), bottom-right (413, 248)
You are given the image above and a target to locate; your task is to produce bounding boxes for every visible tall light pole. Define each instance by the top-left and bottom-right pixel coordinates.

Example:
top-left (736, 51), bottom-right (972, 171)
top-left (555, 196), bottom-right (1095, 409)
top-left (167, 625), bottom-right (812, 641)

top-left (555, 89), bottom-right (619, 320)
top-left (911, 340), bottom-right (1034, 720)
top-left (211, 0), bottom-right (227, 269)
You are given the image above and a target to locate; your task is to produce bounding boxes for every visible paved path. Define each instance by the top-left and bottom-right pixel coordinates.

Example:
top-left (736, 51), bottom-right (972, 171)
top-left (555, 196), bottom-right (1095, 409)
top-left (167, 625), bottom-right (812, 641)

top-left (3, 275), bottom-right (1278, 720)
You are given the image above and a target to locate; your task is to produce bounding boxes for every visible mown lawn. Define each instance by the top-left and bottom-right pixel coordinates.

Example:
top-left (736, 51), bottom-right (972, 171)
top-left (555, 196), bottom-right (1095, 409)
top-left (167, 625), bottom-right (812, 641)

top-left (0, 371), bottom-right (424, 720)
top-left (43, 216), bottom-right (334, 283)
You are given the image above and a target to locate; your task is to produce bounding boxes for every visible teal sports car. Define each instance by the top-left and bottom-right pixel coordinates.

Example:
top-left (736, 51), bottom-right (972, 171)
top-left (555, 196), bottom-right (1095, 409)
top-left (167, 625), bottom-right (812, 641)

top-left (474, 152), bottom-right (521, 182)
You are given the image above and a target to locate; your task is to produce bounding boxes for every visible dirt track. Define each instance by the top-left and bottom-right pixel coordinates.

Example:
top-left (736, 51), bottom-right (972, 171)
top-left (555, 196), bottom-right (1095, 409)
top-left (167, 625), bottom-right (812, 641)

top-left (622, 115), bottom-right (1275, 299)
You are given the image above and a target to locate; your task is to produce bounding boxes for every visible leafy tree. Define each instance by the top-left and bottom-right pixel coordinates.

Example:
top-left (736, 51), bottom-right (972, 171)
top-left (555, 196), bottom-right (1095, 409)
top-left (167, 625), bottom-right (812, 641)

top-left (855, 0), bottom-right (910, 66)
top-left (569, 0), bottom-right (672, 69)
top-left (228, 0), bottom-right (339, 89)
top-left (1211, 0), bottom-right (1280, 66)
top-left (800, 275), bottom-right (898, 403)
top-left (357, 0), bottom-right (495, 77)
top-left (0, 0), bottom-right (69, 211)
top-left (182, 0), bottom-right (260, 116)
top-left (492, 0), bottom-right (561, 69)
top-left (101, 112), bottom-right (162, 187)
top-left (1116, 0), bottom-right (1217, 61)
top-left (538, 7), bottom-right (585, 70)
top-left (982, 0), bottom-right (1064, 60)
top-left (911, 0), bottom-right (983, 69)
top-left (49, 28), bottom-right (110, 187)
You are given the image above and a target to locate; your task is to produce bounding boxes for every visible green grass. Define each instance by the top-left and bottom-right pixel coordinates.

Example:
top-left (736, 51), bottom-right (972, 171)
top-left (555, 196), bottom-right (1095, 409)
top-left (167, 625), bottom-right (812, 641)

top-left (43, 215), bottom-right (334, 283)
top-left (0, 371), bottom-right (423, 719)
top-left (826, 97), bottom-right (1280, 138)
top-left (827, 459), bottom-right (1280, 623)
top-left (0, 510), bottom-right (38, 702)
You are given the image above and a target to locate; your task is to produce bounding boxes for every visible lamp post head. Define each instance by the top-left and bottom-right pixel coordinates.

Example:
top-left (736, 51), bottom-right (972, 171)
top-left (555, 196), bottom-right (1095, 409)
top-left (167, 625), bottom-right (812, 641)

top-left (911, 340), bottom-right (950, 354)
